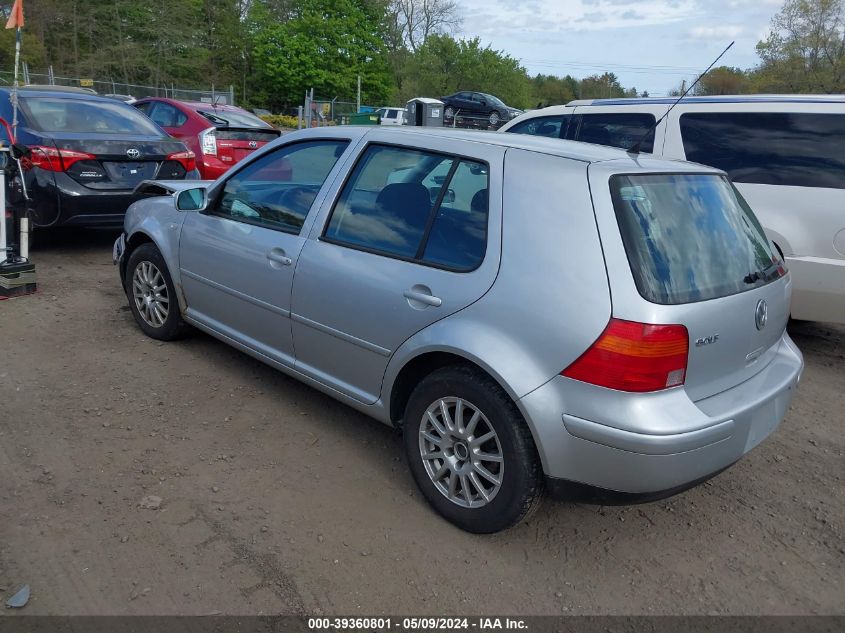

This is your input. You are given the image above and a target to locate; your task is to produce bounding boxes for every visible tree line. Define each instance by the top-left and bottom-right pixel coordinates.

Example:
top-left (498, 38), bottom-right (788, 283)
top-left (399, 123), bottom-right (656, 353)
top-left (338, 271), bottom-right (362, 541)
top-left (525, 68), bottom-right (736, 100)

top-left (0, 0), bottom-right (842, 111)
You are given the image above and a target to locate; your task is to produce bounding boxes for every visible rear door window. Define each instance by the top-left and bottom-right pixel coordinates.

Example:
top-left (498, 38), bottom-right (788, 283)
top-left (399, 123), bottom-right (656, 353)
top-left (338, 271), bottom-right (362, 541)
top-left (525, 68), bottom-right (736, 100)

top-left (324, 144), bottom-right (489, 270)
top-left (149, 102), bottom-right (187, 128)
top-left (679, 112), bottom-right (845, 189)
top-left (610, 173), bottom-right (779, 304)
top-left (575, 113), bottom-right (655, 152)
top-left (506, 115), bottom-right (570, 138)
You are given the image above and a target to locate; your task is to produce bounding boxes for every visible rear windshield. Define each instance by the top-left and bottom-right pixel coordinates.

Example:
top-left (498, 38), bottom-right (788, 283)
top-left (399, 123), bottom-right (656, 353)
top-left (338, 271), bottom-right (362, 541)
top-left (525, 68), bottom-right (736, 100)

top-left (610, 173), bottom-right (779, 305)
top-left (198, 109), bottom-right (272, 129)
top-left (20, 97), bottom-right (165, 136)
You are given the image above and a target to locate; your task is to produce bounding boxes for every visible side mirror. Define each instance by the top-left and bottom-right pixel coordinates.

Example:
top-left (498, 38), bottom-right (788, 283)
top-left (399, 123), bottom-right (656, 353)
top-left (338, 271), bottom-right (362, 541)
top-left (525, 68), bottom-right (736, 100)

top-left (175, 187), bottom-right (207, 211)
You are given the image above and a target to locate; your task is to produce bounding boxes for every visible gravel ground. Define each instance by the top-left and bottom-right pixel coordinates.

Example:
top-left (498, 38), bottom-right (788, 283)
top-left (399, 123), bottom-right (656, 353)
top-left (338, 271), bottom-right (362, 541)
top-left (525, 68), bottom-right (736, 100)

top-left (0, 229), bottom-right (843, 616)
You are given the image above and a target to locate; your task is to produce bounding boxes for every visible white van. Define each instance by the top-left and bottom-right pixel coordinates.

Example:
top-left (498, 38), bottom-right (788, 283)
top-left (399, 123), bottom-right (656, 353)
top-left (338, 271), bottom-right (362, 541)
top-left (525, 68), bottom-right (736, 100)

top-left (500, 95), bottom-right (845, 323)
top-left (375, 107), bottom-right (407, 126)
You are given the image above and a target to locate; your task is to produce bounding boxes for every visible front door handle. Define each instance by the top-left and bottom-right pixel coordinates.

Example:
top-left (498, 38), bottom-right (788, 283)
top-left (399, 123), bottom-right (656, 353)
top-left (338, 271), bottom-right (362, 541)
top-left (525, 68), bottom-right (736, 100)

top-left (404, 287), bottom-right (442, 308)
top-left (266, 249), bottom-right (292, 266)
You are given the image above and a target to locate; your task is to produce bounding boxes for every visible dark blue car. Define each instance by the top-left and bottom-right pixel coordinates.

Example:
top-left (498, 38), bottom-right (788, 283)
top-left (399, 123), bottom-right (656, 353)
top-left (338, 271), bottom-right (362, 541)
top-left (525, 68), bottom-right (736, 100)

top-left (0, 87), bottom-right (199, 230)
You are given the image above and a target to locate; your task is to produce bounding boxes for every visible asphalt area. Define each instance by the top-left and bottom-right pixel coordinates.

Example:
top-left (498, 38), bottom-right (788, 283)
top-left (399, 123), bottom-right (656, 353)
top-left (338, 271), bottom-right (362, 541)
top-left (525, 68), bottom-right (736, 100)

top-left (0, 229), bottom-right (843, 616)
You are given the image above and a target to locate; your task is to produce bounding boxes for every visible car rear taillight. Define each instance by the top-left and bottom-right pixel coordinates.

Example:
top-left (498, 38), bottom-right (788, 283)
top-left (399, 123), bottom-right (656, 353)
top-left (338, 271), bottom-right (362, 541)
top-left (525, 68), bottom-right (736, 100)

top-left (26, 146), bottom-right (96, 172)
top-left (199, 127), bottom-right (217, 156)
top-left (562, 318), bottom-right (689, 392)
top-left (773, 254), bottom-right (787, 277)
top-left (167, 150), bottom-right (196, 172)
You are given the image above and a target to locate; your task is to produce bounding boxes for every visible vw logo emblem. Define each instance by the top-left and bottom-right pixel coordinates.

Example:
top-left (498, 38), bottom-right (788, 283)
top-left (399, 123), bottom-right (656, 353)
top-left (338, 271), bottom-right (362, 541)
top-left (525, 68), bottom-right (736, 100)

top-left (126, 148), bottom-right (141, 159)
top-left (248, 141), bottom-right (258, 149)
top-left (755, 299), bottom-right (768, 330)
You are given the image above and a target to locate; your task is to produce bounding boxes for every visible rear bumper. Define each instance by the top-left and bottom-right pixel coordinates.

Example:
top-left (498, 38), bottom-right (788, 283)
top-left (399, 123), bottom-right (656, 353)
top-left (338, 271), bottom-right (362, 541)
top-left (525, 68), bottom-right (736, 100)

top-left (518, 332), bottom-right (803, 494)
top-left (32, 170), bottom-right (200, 229)
top-left (198, 157), bottom-right (233, 180)
top-left (786, 255), bottom-right (845, 323)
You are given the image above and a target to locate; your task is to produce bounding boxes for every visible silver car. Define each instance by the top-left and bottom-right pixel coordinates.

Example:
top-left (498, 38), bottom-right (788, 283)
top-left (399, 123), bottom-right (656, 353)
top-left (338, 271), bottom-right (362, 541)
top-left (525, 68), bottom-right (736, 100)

top-left (114, 127), bottom-right (804, 533)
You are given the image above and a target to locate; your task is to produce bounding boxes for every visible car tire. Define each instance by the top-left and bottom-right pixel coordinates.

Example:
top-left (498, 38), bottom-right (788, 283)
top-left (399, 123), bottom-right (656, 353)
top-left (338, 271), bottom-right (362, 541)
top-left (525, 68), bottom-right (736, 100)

top-left (402, 365), bottom-right (544, 533)
top-left (489, 111), bottom-right (501, 126)
top-left (125, 243), bottom-right (189, 341)
top-left (444, 106), bottom-right (455, 119)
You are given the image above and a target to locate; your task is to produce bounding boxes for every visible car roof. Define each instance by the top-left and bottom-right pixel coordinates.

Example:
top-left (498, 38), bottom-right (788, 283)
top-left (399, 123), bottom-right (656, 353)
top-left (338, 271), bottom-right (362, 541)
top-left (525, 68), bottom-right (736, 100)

top-left (0, 87), bottom-right (116, 102)
top-left (135, 97), bottom-right (250, 113)
top-left (567, 94), bottom-right (845, 106)
top-left (299, 126), bottom-right (709, 167)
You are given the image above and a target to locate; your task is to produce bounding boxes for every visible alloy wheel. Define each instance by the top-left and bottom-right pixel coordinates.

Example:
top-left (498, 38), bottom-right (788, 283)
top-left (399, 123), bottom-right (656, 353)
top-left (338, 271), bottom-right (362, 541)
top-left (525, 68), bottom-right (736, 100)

top-left (418, 397), bottom-right (504, 508)
top-left (132, 260), bottom-right (169, 328)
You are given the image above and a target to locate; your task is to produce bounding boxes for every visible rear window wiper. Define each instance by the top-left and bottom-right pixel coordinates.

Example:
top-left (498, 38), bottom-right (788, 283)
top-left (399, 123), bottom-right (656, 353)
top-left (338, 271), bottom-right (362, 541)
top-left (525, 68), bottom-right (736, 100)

top-left (743, 271), bottom-right (762, 284)
top-left (200, 111), bottom-right (230, 126)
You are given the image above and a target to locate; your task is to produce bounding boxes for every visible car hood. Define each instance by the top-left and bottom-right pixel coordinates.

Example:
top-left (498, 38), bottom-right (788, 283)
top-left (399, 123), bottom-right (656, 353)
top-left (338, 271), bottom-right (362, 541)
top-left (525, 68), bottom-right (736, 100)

top-left (134, 179), bottom-right (215, 196)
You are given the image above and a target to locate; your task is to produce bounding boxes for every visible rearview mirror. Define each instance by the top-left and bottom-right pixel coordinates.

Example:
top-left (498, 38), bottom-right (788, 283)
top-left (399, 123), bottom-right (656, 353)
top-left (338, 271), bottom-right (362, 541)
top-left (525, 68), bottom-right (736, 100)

top-left (175, 187), bottom-right (207, 211)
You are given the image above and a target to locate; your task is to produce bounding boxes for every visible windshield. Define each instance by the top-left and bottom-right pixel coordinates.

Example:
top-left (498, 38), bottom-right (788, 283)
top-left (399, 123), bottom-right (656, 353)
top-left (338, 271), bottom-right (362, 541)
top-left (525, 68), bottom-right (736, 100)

top-left (610, 173), bottom-right (780, 305)
top-left (482, 94), bottom-right (506, 107)
top-left (20, 97), bottom-right (165, 136)
top-left (198, 109), bottom-right (272, 129)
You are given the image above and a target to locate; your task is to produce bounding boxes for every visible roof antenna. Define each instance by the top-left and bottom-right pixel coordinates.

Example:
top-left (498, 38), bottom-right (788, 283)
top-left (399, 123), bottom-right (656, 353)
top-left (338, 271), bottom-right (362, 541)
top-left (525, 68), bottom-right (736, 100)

top-left (628, 41), bottom-right (734, 155)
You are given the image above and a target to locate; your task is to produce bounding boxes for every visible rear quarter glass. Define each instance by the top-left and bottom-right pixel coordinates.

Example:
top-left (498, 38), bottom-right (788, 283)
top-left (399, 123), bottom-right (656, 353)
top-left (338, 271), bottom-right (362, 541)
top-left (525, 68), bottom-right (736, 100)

top-left (609, 173), bottom-right (780, 305)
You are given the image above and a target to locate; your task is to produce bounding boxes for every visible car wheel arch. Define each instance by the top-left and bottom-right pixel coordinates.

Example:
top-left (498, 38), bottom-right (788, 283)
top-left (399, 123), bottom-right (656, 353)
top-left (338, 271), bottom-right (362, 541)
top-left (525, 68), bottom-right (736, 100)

top-left (387, 349), bottom-right (521, 428)
top-left (121, 231), bottom-right (155, 281)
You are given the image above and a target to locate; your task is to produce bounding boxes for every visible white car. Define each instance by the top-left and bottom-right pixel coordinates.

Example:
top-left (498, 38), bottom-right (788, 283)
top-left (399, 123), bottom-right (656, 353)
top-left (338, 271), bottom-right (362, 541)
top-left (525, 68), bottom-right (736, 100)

top-left (376, 107), bottom-right (406, 126)
top-left (500, 95), bottom-right (845, 324)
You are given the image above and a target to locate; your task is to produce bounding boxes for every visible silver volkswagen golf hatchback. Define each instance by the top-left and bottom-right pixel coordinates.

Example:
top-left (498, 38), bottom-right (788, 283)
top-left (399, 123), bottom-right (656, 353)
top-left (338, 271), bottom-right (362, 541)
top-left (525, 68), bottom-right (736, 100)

top-left (114, 126), bottom-right (803, 533)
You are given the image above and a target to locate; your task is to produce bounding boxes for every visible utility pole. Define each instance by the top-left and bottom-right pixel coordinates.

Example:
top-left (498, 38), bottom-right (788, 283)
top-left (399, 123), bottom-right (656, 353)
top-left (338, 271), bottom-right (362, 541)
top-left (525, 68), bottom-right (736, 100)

top-left (356, 75), bottom-right (361, 113)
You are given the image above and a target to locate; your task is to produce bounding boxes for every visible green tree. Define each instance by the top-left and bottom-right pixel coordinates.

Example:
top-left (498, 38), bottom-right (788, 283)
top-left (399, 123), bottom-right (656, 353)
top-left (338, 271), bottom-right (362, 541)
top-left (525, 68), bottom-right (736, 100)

top-left (578, 72), bottom-right (627, 99)
top-left (251, 0), bottom-right (392, 109)
top-left (530, 73), bottom-right (578, 107)
top-left (400, 35), bottom-right (532, 108)
top-left (692, 66), bottom-right (749, 95)
top-left (755, 0), bottom-right (845, 92)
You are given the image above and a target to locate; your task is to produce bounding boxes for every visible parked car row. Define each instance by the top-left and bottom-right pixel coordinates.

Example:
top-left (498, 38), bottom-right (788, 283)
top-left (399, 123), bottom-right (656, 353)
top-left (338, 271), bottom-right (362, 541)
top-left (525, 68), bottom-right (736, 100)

top-left (0, 87), bottom-right (198, 229)
top-left (0, 87), bottom-right (280, 231)
top-left (499, 95), bottom-right (845, 325)
top-left (114, 125), bottom-right (803, 533)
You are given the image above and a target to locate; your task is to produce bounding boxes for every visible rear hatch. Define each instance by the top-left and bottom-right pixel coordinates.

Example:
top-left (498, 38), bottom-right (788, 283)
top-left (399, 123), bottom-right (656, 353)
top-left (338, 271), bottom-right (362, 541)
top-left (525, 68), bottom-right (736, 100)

top-left (214, 128), bottom-right (281, 163)
top-left (605, 171), bottom-right (790, 401)
top-left (197, 109), bottom-right (281, 163)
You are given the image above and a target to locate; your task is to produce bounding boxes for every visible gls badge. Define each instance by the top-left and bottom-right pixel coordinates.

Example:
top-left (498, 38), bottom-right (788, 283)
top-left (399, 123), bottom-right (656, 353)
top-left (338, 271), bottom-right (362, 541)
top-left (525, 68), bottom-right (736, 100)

top-left (695, 334), bottom-right (720, 347)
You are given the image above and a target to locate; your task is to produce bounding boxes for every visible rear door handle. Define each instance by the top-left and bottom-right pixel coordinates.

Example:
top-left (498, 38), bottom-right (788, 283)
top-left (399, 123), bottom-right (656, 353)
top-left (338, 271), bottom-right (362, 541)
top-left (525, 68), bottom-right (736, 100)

top-left (404, 288), bottom-right (442, 308)
top-left (266, 250), bottom-right (292, 266)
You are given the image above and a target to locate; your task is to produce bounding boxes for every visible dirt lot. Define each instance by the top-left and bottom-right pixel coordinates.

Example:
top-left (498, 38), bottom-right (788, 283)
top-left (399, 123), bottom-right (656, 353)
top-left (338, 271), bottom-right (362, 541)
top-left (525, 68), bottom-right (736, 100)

top-left (0, 230), bottom-right (843, 616)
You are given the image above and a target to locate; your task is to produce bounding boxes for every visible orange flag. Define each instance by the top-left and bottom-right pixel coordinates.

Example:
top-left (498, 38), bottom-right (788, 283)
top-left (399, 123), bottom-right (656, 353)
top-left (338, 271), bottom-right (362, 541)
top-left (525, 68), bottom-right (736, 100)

top-left (5, 0), bottom-right (24, 29)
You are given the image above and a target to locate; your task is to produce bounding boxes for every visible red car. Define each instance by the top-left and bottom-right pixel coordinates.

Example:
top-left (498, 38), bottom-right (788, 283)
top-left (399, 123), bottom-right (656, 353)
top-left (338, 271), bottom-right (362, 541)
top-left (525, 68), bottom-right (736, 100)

top-left (133, 98), bottom-right (281, 179)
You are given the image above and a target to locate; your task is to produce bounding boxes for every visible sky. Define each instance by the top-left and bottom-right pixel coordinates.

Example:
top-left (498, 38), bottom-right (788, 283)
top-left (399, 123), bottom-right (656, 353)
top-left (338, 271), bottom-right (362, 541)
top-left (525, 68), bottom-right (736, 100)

top-left (456, 0), bottom-right (786, 96)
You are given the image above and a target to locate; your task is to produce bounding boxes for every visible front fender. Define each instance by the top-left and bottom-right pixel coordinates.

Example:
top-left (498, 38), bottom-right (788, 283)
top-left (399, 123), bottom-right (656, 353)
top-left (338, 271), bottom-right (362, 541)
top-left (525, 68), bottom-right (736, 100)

top-left (124, 197), bottom-right (190, 312)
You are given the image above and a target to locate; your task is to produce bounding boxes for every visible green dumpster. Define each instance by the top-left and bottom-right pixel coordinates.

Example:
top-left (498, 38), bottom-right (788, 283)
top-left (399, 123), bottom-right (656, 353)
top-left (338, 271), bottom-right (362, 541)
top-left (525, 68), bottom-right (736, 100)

top-left (347, 112), bottom-right (380, 125)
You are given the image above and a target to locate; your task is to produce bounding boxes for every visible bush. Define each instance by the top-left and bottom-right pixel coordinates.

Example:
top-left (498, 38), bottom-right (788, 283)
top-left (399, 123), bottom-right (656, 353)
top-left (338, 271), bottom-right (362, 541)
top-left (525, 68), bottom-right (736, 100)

top-left (260, 114), bottom-right (300, 129)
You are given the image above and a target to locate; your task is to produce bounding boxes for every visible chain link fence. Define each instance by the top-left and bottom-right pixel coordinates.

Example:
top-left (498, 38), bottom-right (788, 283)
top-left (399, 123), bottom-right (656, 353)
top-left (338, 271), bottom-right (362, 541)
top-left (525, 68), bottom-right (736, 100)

top-left (0, 65), bottom-right (235, 105)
